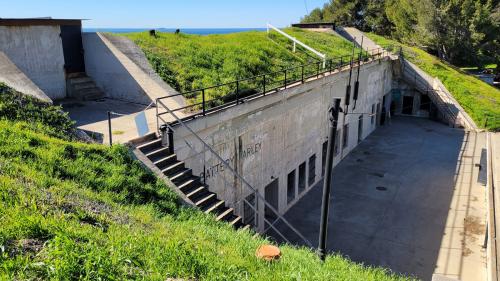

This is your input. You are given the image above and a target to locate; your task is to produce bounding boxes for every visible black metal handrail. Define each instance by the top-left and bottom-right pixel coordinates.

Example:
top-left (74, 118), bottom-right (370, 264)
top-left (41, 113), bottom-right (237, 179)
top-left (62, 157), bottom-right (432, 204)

top-left (156, 46), bottom-right (390, 130)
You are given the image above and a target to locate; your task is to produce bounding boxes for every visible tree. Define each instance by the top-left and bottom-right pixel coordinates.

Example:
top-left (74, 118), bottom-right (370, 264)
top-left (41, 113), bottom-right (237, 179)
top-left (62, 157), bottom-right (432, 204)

top-left (301, 8), bottom-right (324, 23)
top-left (300, 0), bottom-right (499, 67)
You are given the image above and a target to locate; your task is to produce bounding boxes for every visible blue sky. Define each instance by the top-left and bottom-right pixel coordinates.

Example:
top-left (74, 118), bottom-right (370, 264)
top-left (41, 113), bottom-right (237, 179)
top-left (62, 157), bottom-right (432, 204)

top-left (1, 0), bottom-right (327, 28)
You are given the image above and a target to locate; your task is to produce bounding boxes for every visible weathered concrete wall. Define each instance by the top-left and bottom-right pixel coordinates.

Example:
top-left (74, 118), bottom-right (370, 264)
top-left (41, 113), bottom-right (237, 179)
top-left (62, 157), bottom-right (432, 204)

top-left (0, 51), bottom-right (52, 103)
top-left (0, 26), bottom-right (66, 100)
top-left (82, 32), bottom-right (185, 107)
top-left (170, 58), bottom-right (394, 231)
top-left (392, 80), bottom-right (430, 118)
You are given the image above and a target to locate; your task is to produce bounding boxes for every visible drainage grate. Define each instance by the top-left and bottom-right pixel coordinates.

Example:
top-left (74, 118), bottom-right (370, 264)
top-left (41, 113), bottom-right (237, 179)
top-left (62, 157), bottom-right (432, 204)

top-left (376, 186), bottom-right (387, 191)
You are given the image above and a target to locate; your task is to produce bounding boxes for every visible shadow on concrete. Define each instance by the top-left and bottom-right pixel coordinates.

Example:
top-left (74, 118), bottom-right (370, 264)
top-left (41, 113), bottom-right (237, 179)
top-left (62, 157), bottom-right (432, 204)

top-left (271, 117), bottom-right (465, 280)
top-left (61, 98), bottom-right (148, 127)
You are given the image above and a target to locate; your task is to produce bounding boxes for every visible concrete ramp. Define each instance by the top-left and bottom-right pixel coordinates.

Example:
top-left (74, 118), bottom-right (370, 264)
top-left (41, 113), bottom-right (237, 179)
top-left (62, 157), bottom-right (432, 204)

top-left (82, 32), bottom-right (186, 109)
top-left (336, 27), bottom-right (381, 50)
top-left (0, 51), bottom-right (52, 103)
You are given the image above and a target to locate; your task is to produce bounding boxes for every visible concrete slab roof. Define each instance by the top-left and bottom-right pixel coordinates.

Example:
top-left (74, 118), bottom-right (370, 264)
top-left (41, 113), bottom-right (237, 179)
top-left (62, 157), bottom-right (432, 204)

top-left (0, 18), bottom-right (84, 26)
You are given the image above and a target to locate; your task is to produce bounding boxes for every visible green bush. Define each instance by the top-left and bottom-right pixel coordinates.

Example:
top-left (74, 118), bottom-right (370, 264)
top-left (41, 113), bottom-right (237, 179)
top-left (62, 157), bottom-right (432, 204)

top-left (0, 83), bottom-right (75, 139)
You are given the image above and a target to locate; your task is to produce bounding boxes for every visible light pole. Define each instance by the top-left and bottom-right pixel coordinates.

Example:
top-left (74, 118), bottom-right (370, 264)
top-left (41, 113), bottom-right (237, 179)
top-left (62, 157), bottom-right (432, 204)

top-left (318, 98), bottom-right (341, 261)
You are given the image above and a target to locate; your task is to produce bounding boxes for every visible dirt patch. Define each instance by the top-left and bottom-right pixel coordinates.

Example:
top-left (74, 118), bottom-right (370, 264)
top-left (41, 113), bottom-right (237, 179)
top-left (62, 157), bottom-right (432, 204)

top-left (461, 215), bottom-right (486, 257)
top-left (6, 239), bottom-right (45, 257)
top-left (464, 216), bottom-right (485, 236)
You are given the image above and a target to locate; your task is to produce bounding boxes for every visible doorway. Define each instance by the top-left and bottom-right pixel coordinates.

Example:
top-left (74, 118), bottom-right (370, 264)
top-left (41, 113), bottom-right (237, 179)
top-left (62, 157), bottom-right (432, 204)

top-left (60, 25), bottom-right (85, 74)
top-left (358, 115), bottom-right (363, 143)
top-left (402, 96), bottom-right (414, 115)
top-left (264, 178), bottom-right (279, 225)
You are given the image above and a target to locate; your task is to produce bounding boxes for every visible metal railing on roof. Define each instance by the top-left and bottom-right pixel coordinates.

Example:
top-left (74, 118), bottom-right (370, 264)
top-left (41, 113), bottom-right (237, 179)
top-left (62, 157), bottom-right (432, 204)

top-left (156, 46), bottom-right (390, 129)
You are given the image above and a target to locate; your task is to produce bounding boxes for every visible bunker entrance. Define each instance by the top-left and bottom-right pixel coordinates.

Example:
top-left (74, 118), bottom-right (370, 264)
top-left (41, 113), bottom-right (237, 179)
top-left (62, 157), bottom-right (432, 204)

top-left (402, 96), bottom-right (414, 115)
top-left (264, 178), bottom-right (279, 227)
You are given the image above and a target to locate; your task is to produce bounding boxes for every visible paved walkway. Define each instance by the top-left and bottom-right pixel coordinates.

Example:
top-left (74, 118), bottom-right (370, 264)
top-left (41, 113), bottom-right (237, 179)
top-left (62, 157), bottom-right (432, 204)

top-left (280, 117), bottom-right (487, 280)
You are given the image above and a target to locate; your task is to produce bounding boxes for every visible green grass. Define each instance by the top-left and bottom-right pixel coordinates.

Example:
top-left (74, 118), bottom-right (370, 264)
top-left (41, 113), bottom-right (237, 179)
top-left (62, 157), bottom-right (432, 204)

top-left (0, 85), bottom-right (413, 280)
top-left (118, 28), bottom-right (354, 108)
top-left (366, 33), bottom-right (500, 131)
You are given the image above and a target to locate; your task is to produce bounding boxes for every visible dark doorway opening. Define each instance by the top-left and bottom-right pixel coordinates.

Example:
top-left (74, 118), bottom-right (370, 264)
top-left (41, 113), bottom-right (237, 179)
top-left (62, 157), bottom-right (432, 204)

top-left (298, 162), bottom-right (306, 193)
top-left (264, 178), bottom-right (279, 225)
top-left (358, 115), bottom-right (363, 143)
top-left (381, 96), bottom-right (387, 126)
top-left (402, 96), bottom-right (414, 115)
top-left (243, 192), bottom-right (257, 228)
top-left (420, 94), bottom-right (431, 111)
top-left (60, 25), bottom-right (85, 74)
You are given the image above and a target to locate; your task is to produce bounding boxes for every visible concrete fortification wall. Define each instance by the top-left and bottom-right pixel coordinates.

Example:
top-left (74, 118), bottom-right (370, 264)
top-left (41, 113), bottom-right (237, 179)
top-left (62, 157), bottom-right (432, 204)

top-left (82, 32), bottom-right (184, 106)
top-left (0, 51), bottom-right (52, 103)
top-left (0, 26), bottom-right (66, 100)
top-left (170, 59), bottom-right (394, 230)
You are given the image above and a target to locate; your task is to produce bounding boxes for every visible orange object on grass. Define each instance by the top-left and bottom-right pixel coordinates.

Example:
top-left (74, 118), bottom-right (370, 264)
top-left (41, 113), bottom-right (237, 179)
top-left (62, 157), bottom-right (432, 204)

top-left (255, 244), bottom-right (281, 261)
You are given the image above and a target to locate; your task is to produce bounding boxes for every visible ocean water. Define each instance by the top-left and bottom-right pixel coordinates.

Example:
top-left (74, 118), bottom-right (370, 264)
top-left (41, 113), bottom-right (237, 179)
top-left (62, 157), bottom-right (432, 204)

top-left (82, 28), bottom-right (267, 35)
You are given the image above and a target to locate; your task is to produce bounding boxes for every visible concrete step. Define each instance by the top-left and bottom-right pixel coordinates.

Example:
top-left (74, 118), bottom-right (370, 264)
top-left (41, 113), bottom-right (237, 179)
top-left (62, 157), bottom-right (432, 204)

top-left (170, 168), bottom-right (193, 183)
top-left (216, 208), bottom-right (234, 221)
top-left (229, 216), bottom-right (242, 226)
top-left (241, 224), bottom-right (251, 231)
top-left (178, 179), bottom-right (197, 191)
top-left (137, 138), bottom-right (162, 153)
top-left (186, 186), bottom-right (206, 199)
top-left (161, 161), bottom-right (185, 176)
top-left (72, 81), bottom-right (97, 91)
top-left (67, 72), bottom-right (87, 79)
top-left (204, 200), bottom-right (225, 214)
top-left (77, 87), bottom-right (102, 96)
top-left (145, 146), bottom-right (171, 160)
top-left (195, 193), bottom-right (216, 207)
top-left (70, 77), bottom-right (93, 84)
top-left (153, 154), bottom-right (177, 168)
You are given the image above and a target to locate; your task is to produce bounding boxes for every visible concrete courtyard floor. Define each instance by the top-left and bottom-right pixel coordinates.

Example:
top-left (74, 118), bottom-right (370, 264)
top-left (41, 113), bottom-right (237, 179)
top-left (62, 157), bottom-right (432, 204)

top-left (60, 98), bottom-right (159, 144)
top-left (278, 117), bottom-right (487, 281)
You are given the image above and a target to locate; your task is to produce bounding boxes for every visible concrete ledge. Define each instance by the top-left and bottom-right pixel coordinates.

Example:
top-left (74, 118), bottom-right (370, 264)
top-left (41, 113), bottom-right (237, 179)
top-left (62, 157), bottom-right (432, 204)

top-left (487, 132), bottom-right (500, 281)
top-left (0, 51), bottom-right (52, 103)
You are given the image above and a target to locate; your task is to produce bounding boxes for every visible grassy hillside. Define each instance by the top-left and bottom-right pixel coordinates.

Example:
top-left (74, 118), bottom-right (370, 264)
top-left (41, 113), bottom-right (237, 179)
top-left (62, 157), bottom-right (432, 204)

top-left (367, 33), bottom-right (500, 131)
top-left (0, 85), bottom-right (413, 280)
top-left (118, 28), bottom-right (355, 107)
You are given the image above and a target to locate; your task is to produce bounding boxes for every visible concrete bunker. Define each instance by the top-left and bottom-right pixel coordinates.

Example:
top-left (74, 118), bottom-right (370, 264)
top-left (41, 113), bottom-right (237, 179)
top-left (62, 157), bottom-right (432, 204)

top-left (167, 58), bottom-right (395, 232)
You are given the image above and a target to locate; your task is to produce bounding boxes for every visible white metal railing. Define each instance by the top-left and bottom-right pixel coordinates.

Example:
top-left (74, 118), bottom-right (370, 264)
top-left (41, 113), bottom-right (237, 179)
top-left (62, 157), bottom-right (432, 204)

top-left (267, 23), bottom-right (326, 68)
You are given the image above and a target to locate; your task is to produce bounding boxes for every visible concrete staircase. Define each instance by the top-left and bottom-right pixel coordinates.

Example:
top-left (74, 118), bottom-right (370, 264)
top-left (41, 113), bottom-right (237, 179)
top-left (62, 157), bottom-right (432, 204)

top-left (135, 136), bottom-right (250, 230)
top-left (67, 73), bottom-right (105, 101)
